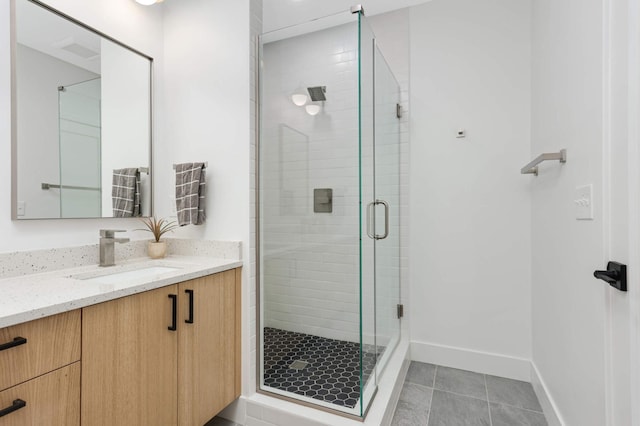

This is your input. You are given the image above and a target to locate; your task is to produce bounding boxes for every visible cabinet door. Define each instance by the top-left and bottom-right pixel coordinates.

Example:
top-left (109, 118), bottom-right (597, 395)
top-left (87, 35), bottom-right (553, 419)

top-left (178, 269), bottom-right (240, 426)
top-left (0, 362), bottom-right (80, 426)
top-left (82, 285), bottom-right (178, 426)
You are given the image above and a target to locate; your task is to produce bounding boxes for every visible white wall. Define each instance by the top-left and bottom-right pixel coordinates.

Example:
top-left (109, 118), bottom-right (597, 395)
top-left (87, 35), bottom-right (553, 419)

top-left (0, 0), bottom-right (163, 252)
top-left (100, 39), bottom-right (151, 217)
top-left (530, 0), bottom-right (607, 424)
top-left (409, 0), bottom-right (533, 378)
top-left (161, 0), bottom-right (252, 394)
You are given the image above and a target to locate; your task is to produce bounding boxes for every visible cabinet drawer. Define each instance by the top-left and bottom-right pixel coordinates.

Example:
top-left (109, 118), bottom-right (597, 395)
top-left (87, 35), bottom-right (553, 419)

top-left (0, 362), bottom-right (80, 426)
top-left (0, 311), bottom-right (80, 391)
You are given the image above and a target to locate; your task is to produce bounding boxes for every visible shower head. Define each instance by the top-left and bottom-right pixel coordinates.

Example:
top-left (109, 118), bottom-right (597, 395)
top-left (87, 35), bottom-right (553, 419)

top-left (307, 86), bottom-right (326, 102)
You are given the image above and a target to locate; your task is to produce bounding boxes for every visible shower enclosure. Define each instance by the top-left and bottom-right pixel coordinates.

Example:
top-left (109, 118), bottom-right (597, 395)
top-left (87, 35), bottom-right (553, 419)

top-left (257, 7), bottom-right (402, 417)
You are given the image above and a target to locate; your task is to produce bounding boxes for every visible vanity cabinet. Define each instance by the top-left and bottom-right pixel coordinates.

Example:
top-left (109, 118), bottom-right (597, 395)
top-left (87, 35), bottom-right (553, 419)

top-left (0, 310), bottom-right (81, 425)
top-left (81, 268), bottom-right (241, 426)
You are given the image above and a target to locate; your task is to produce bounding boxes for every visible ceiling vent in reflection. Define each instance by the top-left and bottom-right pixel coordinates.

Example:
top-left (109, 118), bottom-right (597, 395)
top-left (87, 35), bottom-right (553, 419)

top-left (52, 37), bottom-right (99, 59)
top-left (307, 86), bottom-right (326, 102)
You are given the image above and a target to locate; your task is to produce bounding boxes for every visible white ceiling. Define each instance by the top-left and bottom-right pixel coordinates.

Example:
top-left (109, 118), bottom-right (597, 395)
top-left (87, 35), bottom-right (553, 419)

top-left (16, 0), bottom-right (101, 74)
top-left (263, 0), bottom-right (432, 33)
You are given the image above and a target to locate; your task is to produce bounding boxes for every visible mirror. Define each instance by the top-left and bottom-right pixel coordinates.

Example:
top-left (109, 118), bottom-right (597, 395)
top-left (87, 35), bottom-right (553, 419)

top-left (12, 0), bottom-right (153, 219)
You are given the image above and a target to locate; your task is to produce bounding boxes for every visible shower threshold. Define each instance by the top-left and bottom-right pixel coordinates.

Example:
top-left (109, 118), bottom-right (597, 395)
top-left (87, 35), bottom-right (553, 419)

top-left (262, 327), bottom-right (384, 409)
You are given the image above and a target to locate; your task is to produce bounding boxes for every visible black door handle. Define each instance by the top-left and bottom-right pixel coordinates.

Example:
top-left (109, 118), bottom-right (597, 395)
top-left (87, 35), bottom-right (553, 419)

top-left (185, 289), bottom-right (194, 324)
top-left (594, 261), bottom-right (627, 292)
top-left (0, 399), bottom-right (26, 418)
top-left (0, 337), bottom-right (27, 352)
top-left (168, 294), bottom-right (177, 331)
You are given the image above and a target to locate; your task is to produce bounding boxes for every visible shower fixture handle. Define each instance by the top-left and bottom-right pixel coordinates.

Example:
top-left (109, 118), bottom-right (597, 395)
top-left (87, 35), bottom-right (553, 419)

top-left (366, 199), bottom-right (390, 240)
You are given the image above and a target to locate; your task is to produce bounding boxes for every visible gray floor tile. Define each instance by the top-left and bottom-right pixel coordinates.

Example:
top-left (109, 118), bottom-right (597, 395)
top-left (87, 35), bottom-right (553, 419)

top-left (490, 403), bottom-right (548, 426)
top-left (428, 390), bottom-right (490, 426)
top-left (486, 375), bottom-right (543, 412)
top-left (406, 361), bottom-right (436, 387)
top-left (399, 383), bottom-right (433, 410)
top-left (392, 400), bottom-right (429, 426)
top-left (434, 366), bottom-right (487, 400)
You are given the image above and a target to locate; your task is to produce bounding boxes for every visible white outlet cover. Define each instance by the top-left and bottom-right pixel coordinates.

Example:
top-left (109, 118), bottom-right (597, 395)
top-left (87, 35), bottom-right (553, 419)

top-left (575, 184), bottom-right (593, 220)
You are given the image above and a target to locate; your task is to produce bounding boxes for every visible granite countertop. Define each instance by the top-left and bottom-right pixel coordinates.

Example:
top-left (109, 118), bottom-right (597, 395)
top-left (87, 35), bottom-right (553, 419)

top-left (0, 254), bottom-right (242, 329)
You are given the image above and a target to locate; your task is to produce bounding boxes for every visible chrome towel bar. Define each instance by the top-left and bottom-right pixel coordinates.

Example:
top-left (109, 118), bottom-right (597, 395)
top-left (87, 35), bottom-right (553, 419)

top-left (521, 149), bottom-right (567, 176)
top-left (41, 183), bottom-right (100, 191)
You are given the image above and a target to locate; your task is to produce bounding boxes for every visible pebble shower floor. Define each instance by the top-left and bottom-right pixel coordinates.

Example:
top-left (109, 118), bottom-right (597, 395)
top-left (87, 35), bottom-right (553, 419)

top-left (262, 327), bottom-right (383, 408)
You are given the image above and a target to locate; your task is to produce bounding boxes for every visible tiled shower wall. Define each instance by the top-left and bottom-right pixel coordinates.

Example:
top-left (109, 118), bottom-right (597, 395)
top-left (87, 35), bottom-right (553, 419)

top-left (260, 13), bottom-right (409, 346)
top-left (261, 22), bottom-right (362, 343)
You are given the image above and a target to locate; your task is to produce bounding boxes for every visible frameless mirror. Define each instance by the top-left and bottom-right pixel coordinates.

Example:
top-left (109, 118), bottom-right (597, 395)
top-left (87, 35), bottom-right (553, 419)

top-left (11, 0), bottom-right (153, 219)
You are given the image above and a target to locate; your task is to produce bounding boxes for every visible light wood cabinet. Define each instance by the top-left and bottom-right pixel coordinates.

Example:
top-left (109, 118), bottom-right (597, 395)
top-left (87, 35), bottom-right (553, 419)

top-left (81, 284), bottom-right (179, 425)
top-left (178, 269), bottom-right (241, 425)
top-left (0, 362), bottom-right (80, 426)
top-left (0, 310), bottom-right (80, 391)
top-left (82, 268), bottom-right (241, 426)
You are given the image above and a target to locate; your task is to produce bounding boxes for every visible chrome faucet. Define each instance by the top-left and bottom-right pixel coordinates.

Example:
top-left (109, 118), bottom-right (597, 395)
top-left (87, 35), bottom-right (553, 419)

top-left (99, 229), bottom-right (130, 267)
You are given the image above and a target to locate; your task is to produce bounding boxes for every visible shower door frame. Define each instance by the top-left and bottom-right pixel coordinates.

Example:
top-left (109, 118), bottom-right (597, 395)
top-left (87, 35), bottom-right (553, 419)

top-left (254, 8), bottom-right (402, 420)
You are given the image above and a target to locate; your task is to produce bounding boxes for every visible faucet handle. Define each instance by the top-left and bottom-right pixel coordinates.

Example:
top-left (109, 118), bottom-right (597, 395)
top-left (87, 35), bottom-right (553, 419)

top-left (100, 229), bottom-right (127, 238)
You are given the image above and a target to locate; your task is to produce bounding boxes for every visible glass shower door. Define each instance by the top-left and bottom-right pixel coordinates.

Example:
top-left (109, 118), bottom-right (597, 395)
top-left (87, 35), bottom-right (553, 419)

top-left (58, 78), bottom-right (102, 217)
top-left (358, 13), bottom-right (402, 415)
top-left (372, 44), bottom-right (401, 375)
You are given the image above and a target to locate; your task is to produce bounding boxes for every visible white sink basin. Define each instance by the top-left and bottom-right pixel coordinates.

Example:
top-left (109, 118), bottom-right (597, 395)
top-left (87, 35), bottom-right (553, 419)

top-left (74, 266), bottom-right (181, 284)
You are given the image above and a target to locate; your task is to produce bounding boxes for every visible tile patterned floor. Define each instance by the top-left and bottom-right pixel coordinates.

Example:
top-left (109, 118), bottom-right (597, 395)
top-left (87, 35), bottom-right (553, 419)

top-left (208, 361), bottom-right (548, 426)
top-left (392, 362), bottom-right (548, 426)
top-left (262, 327), bottom-right (381, 408)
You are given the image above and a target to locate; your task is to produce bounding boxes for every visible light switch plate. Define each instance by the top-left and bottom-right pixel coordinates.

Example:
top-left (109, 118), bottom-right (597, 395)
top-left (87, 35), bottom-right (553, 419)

top-left (575, 184), bottom-right (593, 220)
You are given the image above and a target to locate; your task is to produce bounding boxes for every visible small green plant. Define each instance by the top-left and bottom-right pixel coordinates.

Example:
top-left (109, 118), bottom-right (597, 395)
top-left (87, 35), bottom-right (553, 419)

top-left (137, 217), bottom-right (178, 242)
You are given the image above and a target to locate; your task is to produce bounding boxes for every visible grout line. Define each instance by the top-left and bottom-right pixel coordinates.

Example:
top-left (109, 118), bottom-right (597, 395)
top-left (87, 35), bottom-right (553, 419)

top-left (432, 365), bottom-right (437, 388)
top-left (490, 401), bottom-right (547, 415)
top-left (433, 388), bottom-right (489, 404)
top-left (485, 374), bottom-right (493, 426)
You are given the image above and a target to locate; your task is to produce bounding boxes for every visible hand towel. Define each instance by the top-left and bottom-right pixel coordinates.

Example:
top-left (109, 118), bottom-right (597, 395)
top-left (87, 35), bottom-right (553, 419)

top-left (175, 162), bottom-right (206, 226)
top-left (112, 168), bottom-right (141, 217)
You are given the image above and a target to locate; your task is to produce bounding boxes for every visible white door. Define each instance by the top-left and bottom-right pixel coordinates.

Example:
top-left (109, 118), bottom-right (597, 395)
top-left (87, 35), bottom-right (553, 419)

top-left (604, 0), bottom-right (639, 423)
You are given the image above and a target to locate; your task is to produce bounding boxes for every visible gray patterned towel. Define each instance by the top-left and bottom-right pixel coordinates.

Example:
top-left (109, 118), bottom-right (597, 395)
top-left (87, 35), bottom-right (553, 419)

top-left (112, 168), bottom-right (141, 217)
top-left (175, 162), bottom-right (206, 226)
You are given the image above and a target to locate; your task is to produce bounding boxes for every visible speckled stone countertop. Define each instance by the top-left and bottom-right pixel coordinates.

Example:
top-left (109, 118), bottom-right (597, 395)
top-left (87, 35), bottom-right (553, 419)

top-left (0, 239), bottom-right (242, 329)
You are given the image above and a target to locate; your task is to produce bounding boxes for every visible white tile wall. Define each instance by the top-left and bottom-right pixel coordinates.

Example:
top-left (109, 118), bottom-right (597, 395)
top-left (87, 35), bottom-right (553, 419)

top-left (260, 21), bottom-right (362, 342)
top-left (259, 12), bottom-right (409, 348)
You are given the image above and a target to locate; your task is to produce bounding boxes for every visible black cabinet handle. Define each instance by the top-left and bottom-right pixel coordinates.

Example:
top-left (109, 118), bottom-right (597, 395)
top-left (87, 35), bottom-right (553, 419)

top-left (594, 261), bottom-right (627, 292)
top-left (168, 294), bottom-right (177, 331)
top-left (185, 289), bottom-right (194, 324)
top-left (0, 337), bottom-right (27, 352)
top-left (0, 399), bottom-right (26, 418)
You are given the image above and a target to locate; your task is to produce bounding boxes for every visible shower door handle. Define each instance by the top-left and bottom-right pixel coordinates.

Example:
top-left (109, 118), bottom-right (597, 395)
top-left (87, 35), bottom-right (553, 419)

top-left (376, 200), bottom-right (390, 240)
top-left (366, 202), bottom-right (376, 239)
top-left (366, 200), bottom-right (390, 240)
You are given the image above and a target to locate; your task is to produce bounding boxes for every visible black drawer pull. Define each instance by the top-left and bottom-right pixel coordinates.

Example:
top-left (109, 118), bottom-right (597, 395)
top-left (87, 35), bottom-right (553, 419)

top-left (0, 337), bottom-right (27, 352)
top-left (185, 289), bottom-right (194, 324)
top-left (0, 399), bottom-right (26, 418)
top-left (168, 294), bottom-right (177, 331)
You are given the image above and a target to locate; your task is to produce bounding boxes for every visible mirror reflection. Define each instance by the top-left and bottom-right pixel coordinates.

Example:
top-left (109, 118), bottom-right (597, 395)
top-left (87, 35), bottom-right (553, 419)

top-left (13, 0), bottom-right (152, 219)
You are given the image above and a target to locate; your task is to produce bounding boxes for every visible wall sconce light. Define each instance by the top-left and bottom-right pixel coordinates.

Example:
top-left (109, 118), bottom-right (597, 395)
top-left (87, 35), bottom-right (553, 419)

top-left (291, 86), bottom-right (309, 106)
top-left (305, 103), bottom-right (321, 116)
top-left (291, 92), bottom-right (308, 106)
top-left (135, 0), bottom-right (162, 5)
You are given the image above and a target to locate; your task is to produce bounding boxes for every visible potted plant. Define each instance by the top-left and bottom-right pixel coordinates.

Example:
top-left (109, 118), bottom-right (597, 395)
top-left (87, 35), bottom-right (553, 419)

top-left (138, 217), bottom-right (178, 259)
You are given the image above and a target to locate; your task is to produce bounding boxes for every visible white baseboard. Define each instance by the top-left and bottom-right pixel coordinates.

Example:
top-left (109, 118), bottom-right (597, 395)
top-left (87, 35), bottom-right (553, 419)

top-left (530, 362), bottom-right (565, 426)
top-left (410, 340), bottom-right (531, 381)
